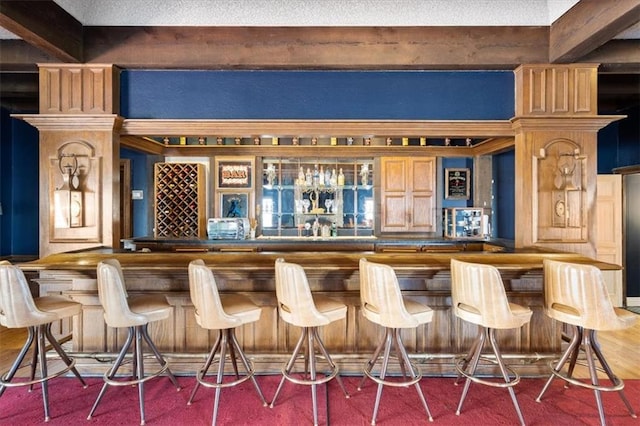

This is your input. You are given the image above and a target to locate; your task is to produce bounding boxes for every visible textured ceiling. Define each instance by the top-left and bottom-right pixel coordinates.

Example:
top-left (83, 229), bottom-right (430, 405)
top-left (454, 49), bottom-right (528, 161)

top-left (52, 0), bottom-right (580, 26)
top-left (0, 0), bottom-right (585, 38)
top-left (3, 0), bottom-right (638, 39)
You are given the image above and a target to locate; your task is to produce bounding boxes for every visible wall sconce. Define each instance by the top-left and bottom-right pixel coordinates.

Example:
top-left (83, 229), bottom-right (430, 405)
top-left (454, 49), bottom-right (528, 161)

top-left (556, 149), bottom-right (582, 190)
top-left (54, 154), bottom-right (83, 228)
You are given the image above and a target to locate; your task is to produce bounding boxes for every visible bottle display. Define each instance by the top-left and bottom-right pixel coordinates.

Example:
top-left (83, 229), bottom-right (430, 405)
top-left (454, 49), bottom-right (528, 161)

top-left (443, 207), bottom-right (491, 239)
top-left (260, 158), bottom-right (374, 237)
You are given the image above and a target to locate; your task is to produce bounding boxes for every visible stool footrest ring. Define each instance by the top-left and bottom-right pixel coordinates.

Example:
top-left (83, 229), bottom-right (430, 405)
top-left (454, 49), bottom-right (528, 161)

top-left (0, 358), bottom-right (76, 388)
top-left (103, 363), bottom-right (169, 387)
top-left (364, 361), bottom-right (423, 388)
top-left (281, 361), bottom-right (339, 387)
top-left (195, 359), bottom-right (257, 390)
top-left (548, 360), bottom-right (625, 392)
top-left (455, 356), bottom-right (521, 389)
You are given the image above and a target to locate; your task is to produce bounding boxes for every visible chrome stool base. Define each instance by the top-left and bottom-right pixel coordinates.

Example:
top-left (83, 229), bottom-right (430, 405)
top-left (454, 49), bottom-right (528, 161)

top-left (358, 327), bottom-right (433, 425)
top-left (455, 327), bottom-right (525, 426)
top-left (187, 328), bottom-right (267, 426)
top-left (270, 326), bottom-right (349, 426)
top-left (536, 325), bottom-right (636, 426)
top-left (0, 324), bottom-right (86, 422)
top-left (87, 324), bottom-right (180, 426)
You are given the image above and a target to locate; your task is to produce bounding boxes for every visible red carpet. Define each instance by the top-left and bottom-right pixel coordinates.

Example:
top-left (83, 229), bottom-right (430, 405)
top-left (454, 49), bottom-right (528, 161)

top-left (1, 375), bottom-right (638, 425)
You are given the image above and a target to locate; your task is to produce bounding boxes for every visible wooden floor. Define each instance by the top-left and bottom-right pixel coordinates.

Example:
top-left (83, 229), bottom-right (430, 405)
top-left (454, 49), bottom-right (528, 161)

top-left (1, 315), bottom-right (639, 379)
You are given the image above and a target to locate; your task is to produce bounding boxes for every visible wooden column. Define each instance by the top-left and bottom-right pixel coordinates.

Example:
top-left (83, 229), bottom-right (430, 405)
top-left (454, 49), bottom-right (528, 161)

top-left (15, 64), bottom-right (122, 257)
top-left (511, 64), bottom-right (623, 258)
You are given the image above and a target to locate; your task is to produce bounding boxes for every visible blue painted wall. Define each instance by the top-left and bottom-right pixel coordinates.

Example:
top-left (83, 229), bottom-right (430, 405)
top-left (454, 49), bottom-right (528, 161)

top-left (121, 70), bottom-right (514, 120)
top-left (0, 108), bottom-right (39, 256)
top-left (598, 106), bottom-right (640, 174)
top-left (492, 151), bottom-right (515, 240)
top-left (120, 148), bottom-right (154, 237)
top-left (441, 157), bottom-right (475, 210)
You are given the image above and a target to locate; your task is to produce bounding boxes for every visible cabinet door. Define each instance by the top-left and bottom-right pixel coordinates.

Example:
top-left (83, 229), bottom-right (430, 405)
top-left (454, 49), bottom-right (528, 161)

top-left (381, 157), bottom-right (435, 233)
top-left (410, 158), bottom-right (436, 232)
top-left (381, 158), bottom-right (410, 232)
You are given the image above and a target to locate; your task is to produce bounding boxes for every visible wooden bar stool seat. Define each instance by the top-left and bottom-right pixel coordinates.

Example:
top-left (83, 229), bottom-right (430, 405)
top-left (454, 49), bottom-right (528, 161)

top-left (0, 261), bottom-right (87, 422)
top-left (450, 259), bottom-right (532, 426)
top-left (270, 258), bottom-right (350, 426)
top-left (536, 259), bottom-right (637, 426)
top-left (87, 259), bottom-right (180, 425)
top-left (358, 258), bottom-right (434, 425)
top-left (186, 259), bottom-right (267, 425)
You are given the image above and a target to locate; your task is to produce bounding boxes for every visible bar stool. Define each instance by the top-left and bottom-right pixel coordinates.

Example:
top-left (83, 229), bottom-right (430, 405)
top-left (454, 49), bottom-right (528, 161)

top-left (450, 259), bottom-right (532, 426)
top-left (87, 259), bottom-right (180, 425)
top-left (358, 258), bottom-right (434, 425)
top-left (270, 258), bottom-right (350, 426)
top-left (536, 259), bottom-right (637, 425)
top-left (0, 260), bottom-right (87, 421)
top-left (186, 259), bottom-right (267, 425)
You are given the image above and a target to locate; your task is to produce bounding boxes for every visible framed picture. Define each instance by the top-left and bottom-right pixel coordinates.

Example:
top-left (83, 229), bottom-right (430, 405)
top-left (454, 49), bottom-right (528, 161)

top-left (445, 168), bottom-right (470, 200)
top-left (220, 193), bottom-right (249, 218)
top-left (218, 161), bottom-right (252, 188)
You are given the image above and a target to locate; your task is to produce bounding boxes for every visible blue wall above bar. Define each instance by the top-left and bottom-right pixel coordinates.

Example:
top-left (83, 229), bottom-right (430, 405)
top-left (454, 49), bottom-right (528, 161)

top-left (121, 70), bottom-right (514, 120)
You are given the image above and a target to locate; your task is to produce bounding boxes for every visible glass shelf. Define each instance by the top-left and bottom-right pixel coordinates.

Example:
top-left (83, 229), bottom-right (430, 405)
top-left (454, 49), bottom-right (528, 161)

top-left (261, 158), bottom-right (374, 236)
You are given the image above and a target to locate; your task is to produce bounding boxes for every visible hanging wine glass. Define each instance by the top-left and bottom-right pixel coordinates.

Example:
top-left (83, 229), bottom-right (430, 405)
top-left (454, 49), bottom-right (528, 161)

top-left (324, 199), bottom-right (333, 214)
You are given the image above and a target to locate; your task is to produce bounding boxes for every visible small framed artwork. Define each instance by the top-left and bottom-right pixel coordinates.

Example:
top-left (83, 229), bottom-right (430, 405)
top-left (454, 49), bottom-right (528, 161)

top-left (218, 161), bottom-right (252, 188)
top-left (220, 193), bottom-right (249, 218)
top-left (445, 168), bottom-right (470, 200)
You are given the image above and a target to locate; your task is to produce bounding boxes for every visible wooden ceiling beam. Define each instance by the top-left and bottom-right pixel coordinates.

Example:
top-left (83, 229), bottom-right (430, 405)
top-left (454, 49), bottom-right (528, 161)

top-left (83, 26), bottom-right (549, 69)
top-left (0, 0), bottom-right (82, 63)
top-left (0, 40), bottom-right (57, 71)
top-left (582, 39), bottom-right (640, 73)
top-left (550, 0), bottom-right (640, 63)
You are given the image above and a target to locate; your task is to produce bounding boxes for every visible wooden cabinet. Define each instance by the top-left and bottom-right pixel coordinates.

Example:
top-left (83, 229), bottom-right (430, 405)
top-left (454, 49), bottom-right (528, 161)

top-left (154, 163), bottom-right (206, 238)
top-left (380, 157), bottom-right (436, 233)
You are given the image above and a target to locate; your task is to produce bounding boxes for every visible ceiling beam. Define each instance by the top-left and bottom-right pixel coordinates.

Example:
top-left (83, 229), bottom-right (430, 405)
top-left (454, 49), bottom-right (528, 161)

top-left (0, 40), bottom-right (57, 71)
top-left (0, 0), bottom-right (83, 63)
top-left (83, 26), bottom-right (549, 69)
top-left (550, 0), bottom-right (640, 63)
top-left (581, 39), bottom-right (640, 73)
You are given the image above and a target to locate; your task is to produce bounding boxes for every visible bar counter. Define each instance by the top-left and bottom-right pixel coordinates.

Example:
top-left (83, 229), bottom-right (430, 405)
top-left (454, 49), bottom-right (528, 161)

top-left (22, 241), bottom-right (618, 376)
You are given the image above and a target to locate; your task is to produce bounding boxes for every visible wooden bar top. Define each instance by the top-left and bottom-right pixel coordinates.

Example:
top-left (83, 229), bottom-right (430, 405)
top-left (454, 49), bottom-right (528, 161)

top-left (21, 243), bottom-right (619, 272)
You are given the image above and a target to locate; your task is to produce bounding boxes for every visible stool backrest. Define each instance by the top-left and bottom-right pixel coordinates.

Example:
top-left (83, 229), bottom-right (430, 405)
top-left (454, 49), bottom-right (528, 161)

top-left (359, 258), bottom-right (418, 328)
top-left (96, 259), bottom-right (145, 327)
top-left (274, 258), bottom-right (329, 327)
top-left (0, 261), bottom-right (56, 328)
top-left (188, 259), bottom-right (241, 330)
top-left (450, 259), bottom-right (517, 329)
top-left (543, 259), bottom-right (620, 330)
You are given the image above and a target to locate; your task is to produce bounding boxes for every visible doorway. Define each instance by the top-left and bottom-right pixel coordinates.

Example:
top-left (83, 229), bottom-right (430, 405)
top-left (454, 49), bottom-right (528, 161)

top-left (120, 159), bottom-right (132, 239)
top-left (623, 172), bottom-right (640, 306)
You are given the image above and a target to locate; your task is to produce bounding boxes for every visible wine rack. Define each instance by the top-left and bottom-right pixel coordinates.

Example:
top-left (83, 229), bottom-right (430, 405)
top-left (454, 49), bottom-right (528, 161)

top-left (154, 162), bottom-right (206, 238)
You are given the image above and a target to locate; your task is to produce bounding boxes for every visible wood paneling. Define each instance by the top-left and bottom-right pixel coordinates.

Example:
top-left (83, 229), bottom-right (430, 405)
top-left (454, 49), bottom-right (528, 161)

top-left (38, 64), bottom-right (119, 114)
top-left (515, 64), bottom-right (598, 116)
top-left (512, 64), bottom-right (623, 257)
top-left (596, 174), bottom-right (623, 306)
